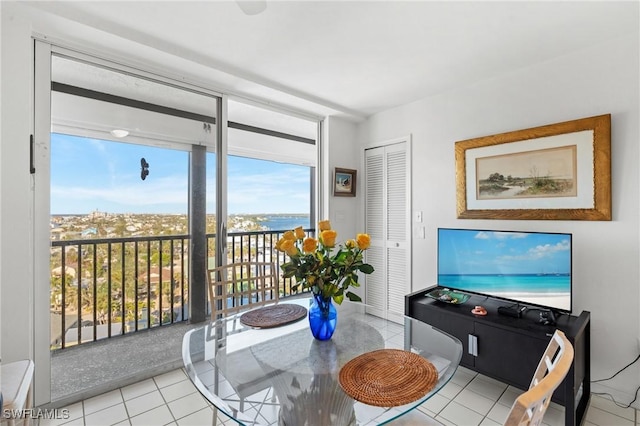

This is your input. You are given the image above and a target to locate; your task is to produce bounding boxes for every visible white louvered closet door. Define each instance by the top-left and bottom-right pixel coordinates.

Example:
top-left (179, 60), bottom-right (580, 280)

top-left (364, 141), bottom-right (411, 318)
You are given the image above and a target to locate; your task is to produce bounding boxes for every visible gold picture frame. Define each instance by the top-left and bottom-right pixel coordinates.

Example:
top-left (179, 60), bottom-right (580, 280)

top-left (455, 114), bottom-right (611, 220)
top-left (334, 168), bottom-right (357, 197)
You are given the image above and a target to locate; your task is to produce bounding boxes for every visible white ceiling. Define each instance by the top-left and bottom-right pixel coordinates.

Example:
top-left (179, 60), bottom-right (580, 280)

top-left (26, 1), bottom-right (639, 120)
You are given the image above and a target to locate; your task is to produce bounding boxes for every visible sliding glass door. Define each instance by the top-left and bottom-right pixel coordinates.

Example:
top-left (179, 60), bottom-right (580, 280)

top-left (34, 43), bottom-right (320, 406)
top-left (35, 45), bottom-right (220, 405)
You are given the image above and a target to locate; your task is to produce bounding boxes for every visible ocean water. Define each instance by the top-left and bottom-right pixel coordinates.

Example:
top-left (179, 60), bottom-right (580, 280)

top-left (438, 274), bottom-right (570, 294)
top-left (259, 215), bottom-right (311, 231)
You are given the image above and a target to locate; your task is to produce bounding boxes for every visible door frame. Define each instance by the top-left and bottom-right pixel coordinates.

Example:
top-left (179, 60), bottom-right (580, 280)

top-left (33, 39), bottom-right (53, 407)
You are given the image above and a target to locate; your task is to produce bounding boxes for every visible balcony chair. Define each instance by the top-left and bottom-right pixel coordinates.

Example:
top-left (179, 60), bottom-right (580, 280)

top-left (1, 359), bottom-right (35, 426)
top-left (206, 261), bottom-right (279, 423)
top-left (207, 261), bottom-right (279, 320)
top-left (504, 330), bottom-right (574, 426)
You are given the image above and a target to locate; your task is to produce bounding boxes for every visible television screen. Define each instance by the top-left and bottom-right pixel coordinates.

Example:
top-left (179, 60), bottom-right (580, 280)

top-left (437, 228), bottom-right (572, 313)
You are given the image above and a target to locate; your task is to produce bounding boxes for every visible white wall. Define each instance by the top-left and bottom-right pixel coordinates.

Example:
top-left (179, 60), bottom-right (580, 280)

top-left (324, 116), bottom-right (363, 300)
top-left (324, 116), bottom-right (360, 233)
top-left (1, 2), bottom-right (37, 363)
top-left (359, 33), bottom-right (640, 405)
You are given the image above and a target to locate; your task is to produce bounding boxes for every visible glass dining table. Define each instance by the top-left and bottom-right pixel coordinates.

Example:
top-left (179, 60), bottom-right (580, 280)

top-left (182, 296), bottom-right (463, 426)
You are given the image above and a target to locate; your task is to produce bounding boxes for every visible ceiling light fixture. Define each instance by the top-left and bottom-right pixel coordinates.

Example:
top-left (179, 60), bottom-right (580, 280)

top-left (236, 0), bottom-right (267, 16)
top-left (110, 129), bottom-right (129, 138)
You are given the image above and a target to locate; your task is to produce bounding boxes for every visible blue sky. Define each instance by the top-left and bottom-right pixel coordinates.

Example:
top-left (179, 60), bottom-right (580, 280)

top-left (51, 133), bottom-right (311, 214)
top-left (438, 229), bottom-right (571, 275)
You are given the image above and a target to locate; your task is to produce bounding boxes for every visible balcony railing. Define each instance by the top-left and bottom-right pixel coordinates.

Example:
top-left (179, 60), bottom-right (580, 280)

top-left (50, 228), bottom-right (314, 350)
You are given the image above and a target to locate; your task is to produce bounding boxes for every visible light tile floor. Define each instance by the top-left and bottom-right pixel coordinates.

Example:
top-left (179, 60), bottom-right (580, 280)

top-left (34, 366), bottom-right (638, 426)
top-left (35, 310), bottom-right (637, 426)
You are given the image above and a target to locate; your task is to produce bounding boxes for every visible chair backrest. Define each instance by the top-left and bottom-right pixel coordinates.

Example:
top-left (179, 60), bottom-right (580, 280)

top-left (504, 329), bottom-right (574, 426)
top-left (207, 261), bottom-right (279, 320)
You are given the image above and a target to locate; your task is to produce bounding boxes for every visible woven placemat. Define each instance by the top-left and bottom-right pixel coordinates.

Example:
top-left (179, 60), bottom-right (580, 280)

top-left (239, 304), bottom-right (307, 328)
top-left (339, 349), bottom-right (438, 407)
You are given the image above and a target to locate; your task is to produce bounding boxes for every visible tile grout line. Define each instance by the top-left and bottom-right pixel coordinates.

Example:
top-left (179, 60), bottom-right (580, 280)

top-left (118, 388), bottom-right (133, 425)
top-left (153, 373), bottom-right (181, 425)
top-left (480, 385), bottom-right (511, 424)
top-left (158, 373), bottom-right (211, 424)
top-left (81, 398), bottom-right (87, 426)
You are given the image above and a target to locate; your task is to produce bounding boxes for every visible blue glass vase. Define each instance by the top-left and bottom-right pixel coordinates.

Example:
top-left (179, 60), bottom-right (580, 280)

top-left (308, 293), bottom-right (337, 340)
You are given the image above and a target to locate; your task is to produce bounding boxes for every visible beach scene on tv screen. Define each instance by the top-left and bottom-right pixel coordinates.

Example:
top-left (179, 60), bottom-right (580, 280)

top-left (438, 229), bottom-right (571, 311)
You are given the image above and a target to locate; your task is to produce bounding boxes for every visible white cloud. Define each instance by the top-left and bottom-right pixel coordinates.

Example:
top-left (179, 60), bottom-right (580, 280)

top-left (497, 239), bottom-right (570, 262)
top-left (528, 240), bottom-right (571, 258)
top-left (492, 231), bottom-right (528, 240)
top-left (475, 231), bottom-right (529, 240)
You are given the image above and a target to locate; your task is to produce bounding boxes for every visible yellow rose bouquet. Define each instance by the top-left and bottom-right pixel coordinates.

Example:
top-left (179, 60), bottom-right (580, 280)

top-left (276, 220), bottom-right (374, 304)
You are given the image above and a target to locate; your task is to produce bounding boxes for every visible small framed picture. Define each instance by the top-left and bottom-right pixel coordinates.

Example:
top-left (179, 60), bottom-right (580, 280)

top-left (333, 168), bottom-right (357, 197)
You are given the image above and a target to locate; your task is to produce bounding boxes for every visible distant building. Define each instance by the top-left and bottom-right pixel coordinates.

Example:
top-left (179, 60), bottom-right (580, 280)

top-left (88, 209), bottom-right (108, 219)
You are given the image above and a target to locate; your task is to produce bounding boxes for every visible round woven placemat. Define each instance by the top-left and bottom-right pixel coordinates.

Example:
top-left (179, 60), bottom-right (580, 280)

top-left (338, 349), bottom-right (438, 407)
top-left (239, 304), bottom-right (307, 328)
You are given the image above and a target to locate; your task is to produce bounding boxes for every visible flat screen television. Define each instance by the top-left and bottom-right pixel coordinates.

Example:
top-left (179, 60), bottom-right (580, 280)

top-left (437, 228), bottom-right (572, 313)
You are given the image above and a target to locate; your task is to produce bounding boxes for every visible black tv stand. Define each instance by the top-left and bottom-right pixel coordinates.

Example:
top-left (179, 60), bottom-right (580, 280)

top-left (406, 287), bottom-right (590, 426)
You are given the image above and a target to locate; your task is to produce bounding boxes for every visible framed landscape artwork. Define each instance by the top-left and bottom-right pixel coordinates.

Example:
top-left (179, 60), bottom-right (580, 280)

top-left (334, 168), bottom-right (357, 197)
top-left (455, 114), bottom-right (611, 220)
